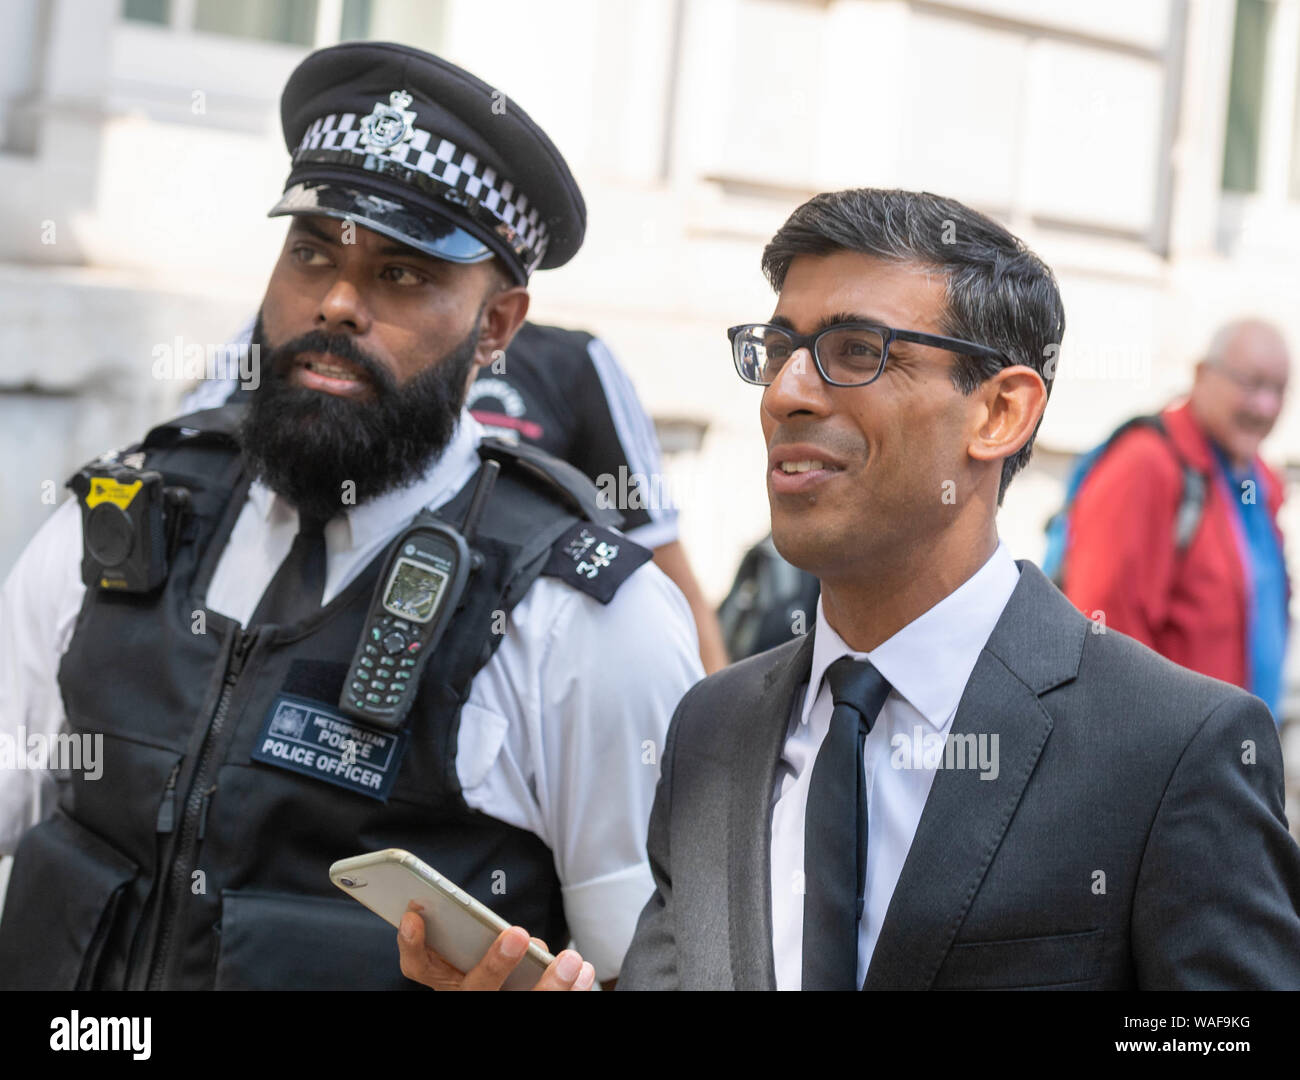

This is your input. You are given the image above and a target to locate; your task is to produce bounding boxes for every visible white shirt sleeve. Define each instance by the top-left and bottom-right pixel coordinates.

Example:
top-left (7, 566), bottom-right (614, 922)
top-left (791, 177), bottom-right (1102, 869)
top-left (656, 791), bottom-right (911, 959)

top-left (0, 497), bottom-right (86, 856)
top-left (460, 561), bottom-right (703, 980)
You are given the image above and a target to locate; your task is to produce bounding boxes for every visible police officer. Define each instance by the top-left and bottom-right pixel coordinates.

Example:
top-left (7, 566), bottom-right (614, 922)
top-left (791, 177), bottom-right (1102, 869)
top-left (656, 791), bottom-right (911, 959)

top-left (0, 41), bottom-right (702, 990)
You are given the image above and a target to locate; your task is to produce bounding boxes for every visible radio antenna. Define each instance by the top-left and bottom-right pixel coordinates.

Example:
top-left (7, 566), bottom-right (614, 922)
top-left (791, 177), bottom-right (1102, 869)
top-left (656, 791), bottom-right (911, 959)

top-left (461, 459), bottom-right (499, 545)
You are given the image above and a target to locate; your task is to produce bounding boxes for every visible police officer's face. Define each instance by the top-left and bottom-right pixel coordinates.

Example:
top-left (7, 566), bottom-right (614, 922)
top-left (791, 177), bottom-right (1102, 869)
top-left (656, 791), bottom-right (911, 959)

top-left (240, 215), bottom-right (527, 520)
top-left (760, 252), bottom-right (981, 581)
top-left (262, 215), bottom-right (523, 397)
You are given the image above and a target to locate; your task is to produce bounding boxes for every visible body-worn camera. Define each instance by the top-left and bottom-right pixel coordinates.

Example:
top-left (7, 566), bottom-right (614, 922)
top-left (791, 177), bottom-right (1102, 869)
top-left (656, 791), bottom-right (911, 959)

top-left (70, 463), bottom-right (190, 593)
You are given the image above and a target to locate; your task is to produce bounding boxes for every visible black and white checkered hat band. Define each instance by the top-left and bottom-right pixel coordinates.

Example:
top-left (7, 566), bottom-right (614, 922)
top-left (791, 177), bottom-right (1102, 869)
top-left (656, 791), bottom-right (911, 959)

top-left (295, 112), bottom-right (548, 268)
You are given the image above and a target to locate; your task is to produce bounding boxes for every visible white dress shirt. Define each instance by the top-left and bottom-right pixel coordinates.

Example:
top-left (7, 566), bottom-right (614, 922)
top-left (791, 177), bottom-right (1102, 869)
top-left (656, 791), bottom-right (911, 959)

top-left (769, 542), bottom-right (1021, 990)
top-left (0, 409), bottom-right (704, 980)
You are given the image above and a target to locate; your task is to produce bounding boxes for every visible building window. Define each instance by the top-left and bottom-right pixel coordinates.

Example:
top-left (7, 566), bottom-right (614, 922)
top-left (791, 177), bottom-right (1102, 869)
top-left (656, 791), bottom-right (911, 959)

top-left (122, 0), bottom-right (369, 45)
top-left (1222, 0), bottom-right (1272, 193)
top-left (193, 0), bottom-right (319, 45)
top-left (340, 0), bottom-right (373, 42)
top-left (1289, 44), bottom-right (1300, 197)
top-left (122, 0), bottom-right (169, 25)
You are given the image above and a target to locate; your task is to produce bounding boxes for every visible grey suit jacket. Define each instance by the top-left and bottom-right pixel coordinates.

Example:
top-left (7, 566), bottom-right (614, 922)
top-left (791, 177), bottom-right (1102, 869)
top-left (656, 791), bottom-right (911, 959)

top-left (619, 561), bottom-right (1300, 989)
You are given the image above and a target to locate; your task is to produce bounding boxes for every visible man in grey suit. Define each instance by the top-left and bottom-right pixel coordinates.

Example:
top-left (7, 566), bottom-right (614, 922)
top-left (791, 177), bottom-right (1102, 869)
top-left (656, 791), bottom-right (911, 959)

top-left (397, 188), bottom-right (1300, 990)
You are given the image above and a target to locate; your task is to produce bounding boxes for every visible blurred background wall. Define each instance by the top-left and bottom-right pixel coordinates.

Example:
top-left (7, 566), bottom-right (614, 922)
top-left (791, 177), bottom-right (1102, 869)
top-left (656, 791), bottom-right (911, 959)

top-left (4, 0), bottom-right (1300, 745)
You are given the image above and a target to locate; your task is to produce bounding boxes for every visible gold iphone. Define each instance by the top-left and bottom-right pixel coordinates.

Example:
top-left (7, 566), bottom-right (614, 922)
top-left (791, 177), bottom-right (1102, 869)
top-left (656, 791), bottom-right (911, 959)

top-left (329, 848), bottom-right (555, 990)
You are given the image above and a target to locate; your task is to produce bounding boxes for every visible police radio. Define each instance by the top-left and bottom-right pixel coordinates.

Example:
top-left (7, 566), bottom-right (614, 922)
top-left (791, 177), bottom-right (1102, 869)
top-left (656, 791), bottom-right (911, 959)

top-left (339, 460), bottom-right (500, 731)
top-left (71, 462), bottom-right (191, 593)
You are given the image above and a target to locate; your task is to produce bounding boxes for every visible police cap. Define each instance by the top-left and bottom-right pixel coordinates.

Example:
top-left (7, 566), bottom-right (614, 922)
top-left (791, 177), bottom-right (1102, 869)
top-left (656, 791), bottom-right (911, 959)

top-left (269, 41), bottom-right (585, 285)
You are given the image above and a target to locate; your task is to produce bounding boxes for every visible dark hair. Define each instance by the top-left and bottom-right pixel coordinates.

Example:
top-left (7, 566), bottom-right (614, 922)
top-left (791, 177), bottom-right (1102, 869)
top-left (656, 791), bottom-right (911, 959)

top-left (761, 188), bottom-right (1065, 504)
top-left (490, 255), bottom-right (518, 293)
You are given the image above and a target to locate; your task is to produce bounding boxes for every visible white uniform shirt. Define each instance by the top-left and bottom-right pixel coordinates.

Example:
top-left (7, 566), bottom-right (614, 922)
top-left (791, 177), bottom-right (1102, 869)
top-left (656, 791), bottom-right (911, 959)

top-left (0, 409), bottom-right (703, 980)
top-left (769, 542), bottom-right (1021, 990)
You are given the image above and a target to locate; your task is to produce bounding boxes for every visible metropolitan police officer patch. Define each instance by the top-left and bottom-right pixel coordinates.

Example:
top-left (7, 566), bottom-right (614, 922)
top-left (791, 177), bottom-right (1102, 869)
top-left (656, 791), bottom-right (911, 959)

top-left (252, 693), bottom-right (408, 801)
top-left (540, 522), bottom-right (651, 604)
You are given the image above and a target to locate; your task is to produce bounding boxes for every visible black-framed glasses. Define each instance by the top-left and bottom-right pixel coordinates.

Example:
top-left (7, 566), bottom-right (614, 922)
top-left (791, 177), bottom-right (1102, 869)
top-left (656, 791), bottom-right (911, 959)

top-left (727, 321), bottom-right (1004, 387)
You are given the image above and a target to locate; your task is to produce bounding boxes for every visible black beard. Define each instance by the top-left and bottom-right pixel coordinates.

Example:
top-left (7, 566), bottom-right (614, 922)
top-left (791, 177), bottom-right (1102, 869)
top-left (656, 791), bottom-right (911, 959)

top-left (238, 311), bottom-right (480, 522)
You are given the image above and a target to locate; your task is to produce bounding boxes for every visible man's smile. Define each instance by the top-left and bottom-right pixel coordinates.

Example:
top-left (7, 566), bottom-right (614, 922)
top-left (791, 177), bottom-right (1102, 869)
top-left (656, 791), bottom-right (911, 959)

top-left (768, 442), bottom-right (849, 495)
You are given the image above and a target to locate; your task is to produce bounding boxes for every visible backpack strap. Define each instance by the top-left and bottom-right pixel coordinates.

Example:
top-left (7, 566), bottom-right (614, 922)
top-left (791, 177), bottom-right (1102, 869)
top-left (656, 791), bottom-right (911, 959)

top-left (1141, 416), bottom-right (1208, 555)
top-left (1042, 413), bottom-right (1208, 586)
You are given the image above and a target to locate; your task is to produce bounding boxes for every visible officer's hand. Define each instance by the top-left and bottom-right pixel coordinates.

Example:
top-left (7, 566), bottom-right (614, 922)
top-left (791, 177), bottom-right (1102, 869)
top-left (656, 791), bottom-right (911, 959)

top-left (397, 909), bottom-right (595, 991)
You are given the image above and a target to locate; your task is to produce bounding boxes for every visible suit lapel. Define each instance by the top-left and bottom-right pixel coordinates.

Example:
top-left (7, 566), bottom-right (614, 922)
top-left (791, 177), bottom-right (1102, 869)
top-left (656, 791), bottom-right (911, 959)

top-left (862, 562), bottom-right (1086, 990)
top-left (728, 631), bottom-right (815, 991)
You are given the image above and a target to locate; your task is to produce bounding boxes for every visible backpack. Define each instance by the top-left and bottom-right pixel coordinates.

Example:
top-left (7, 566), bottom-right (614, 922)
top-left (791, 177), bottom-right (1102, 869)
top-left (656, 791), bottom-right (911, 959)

top-left (1041, 415), bottom-right (1208, 587)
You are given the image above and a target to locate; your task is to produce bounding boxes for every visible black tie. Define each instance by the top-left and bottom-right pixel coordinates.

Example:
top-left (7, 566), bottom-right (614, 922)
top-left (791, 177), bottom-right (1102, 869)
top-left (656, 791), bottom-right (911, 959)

top-left (801, 656), bottom-right (891, 990)
top-left (249, 510), bottom-right (329, 626)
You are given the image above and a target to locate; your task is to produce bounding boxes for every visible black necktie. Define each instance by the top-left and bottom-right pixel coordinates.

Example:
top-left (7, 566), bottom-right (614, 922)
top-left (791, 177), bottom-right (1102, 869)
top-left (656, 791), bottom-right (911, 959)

top-left (249, 510), bottom-right (329, 626)
top-left (801, 656), bottom-right (891, 990)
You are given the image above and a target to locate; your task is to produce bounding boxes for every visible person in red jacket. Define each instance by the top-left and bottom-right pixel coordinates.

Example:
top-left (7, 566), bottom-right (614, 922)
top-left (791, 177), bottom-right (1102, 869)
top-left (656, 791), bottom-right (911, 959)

top-left (1064, 319), bottom-right (1291, 716)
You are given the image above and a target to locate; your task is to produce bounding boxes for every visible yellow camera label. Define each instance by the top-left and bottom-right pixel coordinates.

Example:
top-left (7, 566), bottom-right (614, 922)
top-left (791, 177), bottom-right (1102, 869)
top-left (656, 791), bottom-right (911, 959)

top-left (84, 477), bottom-right (142, 510)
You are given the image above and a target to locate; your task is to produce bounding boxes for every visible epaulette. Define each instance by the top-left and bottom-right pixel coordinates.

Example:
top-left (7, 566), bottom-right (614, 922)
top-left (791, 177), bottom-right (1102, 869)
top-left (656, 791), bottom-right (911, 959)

top-left (538, 520), bottom-right (653, 604)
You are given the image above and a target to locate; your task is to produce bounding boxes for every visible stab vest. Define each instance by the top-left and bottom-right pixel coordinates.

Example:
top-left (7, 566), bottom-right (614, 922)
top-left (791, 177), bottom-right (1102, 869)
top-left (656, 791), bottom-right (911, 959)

top-left (0, 402), bottom-right (644, 990)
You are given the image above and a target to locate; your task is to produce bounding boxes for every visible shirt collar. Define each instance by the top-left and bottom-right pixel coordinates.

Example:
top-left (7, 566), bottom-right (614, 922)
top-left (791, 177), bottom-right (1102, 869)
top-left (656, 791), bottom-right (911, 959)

top-left (246, 409), bottom-right (485, 549)
top-left (801, 541), bottom-right (1022, 730)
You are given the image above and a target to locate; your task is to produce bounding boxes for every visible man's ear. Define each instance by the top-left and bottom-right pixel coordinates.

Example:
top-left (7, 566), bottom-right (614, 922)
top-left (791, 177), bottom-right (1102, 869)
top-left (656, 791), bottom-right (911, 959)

top-left (966, 364), bottom-right (1048, 468)
top-left (473, 278), bottom-right (530, 370)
